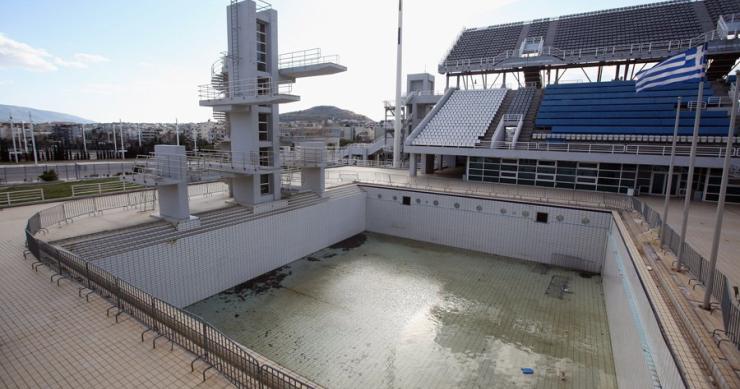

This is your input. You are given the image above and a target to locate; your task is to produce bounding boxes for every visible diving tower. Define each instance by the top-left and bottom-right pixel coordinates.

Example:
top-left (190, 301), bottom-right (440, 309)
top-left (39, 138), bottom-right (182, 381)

top-left (127, 0), bottom-right (345, 223)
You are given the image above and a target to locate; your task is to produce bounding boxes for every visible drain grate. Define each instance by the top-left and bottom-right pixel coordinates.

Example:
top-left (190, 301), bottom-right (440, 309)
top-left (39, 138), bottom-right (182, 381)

top-left (545, 275), bottom-right (571, 299)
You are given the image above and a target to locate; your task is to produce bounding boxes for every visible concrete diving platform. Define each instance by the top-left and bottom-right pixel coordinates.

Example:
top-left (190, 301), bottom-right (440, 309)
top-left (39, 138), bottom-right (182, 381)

top-left (279, 62), bottom-right (347, 82)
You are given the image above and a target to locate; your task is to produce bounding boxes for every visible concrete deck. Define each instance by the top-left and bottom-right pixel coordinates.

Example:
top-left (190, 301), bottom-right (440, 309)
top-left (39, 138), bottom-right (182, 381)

top-left (0, 203), bottom-right (233, 388)
top-left (640, 196), bottom-right (740, 288)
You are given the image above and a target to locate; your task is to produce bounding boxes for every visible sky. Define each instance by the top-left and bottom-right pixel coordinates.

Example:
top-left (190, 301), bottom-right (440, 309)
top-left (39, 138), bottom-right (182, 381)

top-left (0, 0), bottom-right (658, 122)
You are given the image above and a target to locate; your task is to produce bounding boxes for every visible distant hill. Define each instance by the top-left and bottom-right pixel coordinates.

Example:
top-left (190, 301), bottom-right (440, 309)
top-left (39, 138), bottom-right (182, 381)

top-left (280, 105), bottom-right (373, 123)
top-left (0, 104), bottom-right (94, 124)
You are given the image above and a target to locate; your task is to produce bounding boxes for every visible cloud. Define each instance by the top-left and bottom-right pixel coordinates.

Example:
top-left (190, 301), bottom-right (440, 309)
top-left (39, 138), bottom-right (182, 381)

top-left (0, 33), bottom-right (57, 71)
top-left (73, 53), bottom-right (110, 64)
top-left (0, 34), bottom-right (109, 71)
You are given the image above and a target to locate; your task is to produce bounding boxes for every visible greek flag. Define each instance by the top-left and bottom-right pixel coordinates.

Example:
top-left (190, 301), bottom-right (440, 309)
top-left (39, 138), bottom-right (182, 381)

top-left (635, 45), bottom-right (706, 92)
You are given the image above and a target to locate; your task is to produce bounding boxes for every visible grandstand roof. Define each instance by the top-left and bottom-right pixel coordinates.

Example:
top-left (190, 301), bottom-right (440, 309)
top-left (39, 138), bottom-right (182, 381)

top-left (439, 0), bottom-right (740, 74)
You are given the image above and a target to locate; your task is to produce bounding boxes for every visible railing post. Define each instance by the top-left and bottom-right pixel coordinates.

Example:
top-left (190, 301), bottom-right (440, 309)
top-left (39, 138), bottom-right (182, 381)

top-left (202, 320), bottom-right (209, 360)
top-left (6, 192), bottom-right (11, 206)
top-left (98, 183), bottom-right (102, 196)
top-left (40, 189), bottom-right (45, 201)
top-left (85, 262), bottom-right (91, 290)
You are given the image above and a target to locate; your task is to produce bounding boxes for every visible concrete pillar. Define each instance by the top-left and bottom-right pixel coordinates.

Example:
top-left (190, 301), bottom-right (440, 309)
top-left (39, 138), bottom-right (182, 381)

top-left (422, 154), bottom-right (435, 174)
top-left (153, 145), bottom-right (193, 225)
top-left (409, 153), bottom-right (417, 177)
top-left (158, 182), bottom-right (190, 222)
top-left (301, 167), bottom-right (325, 196)
top-left (232, 175), bottom-right (257, 205)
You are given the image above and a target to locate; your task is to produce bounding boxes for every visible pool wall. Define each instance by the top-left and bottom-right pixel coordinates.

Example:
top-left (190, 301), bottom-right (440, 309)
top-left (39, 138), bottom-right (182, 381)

top-left (94, 190), bottom-right (366, 307)
top-left (603, 215), bottom-right (685, 389)
top-left (88, 184), bottom-right (684, 389)
top-left (364, 186), bottom-right (612, 272)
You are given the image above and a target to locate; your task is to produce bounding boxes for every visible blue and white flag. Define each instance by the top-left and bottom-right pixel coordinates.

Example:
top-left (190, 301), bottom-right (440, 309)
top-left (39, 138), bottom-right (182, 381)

top-left (635, 45), bottom-right (706, 92)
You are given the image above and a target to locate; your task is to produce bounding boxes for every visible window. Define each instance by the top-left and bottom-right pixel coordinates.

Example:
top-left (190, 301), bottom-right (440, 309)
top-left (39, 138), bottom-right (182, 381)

top-left (256, 21), bottom-right (268, 72)
top-left (260, 174), bottom-right (271, 195)
top-left (402, 196), bottom-right (411, 205)
top-left (258, 113), bottom-right (271, 141)
top-left (257, 77), bottom-right (270, 95)
top-left (258, 147), bottom-right (271, 167)
top-left (536, 212), bottom-right (548, 223)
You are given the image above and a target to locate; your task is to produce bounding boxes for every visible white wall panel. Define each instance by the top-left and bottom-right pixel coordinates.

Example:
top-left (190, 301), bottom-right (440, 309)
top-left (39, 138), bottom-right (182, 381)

top-left (603, 218), bottom-right (684, 389)
top-left (97, 193), bottom-right (366, 307)
top-left (363, 186), bottom-right (611, 270)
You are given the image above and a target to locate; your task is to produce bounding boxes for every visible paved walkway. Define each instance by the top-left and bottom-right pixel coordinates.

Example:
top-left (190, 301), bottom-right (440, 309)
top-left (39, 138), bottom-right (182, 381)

top-left (0, 203), bottom-right (232, 388)
top-left (640, 196), bottom-right (740, 288)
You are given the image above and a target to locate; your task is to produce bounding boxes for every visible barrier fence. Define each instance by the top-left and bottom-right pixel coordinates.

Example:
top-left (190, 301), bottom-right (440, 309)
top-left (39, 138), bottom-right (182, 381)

top-left (0, 162), bottom-right (135, 183)
top-left (24, 182), bottom-right (314, 389)
top-left (631, 198), bottom-right (740, 350)
top-left (0, 188), bottom-right (45, 207)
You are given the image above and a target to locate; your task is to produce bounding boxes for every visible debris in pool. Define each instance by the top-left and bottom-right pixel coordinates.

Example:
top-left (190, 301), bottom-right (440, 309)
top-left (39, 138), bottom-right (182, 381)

top-left (521, 368), bottom-right (534, 375)
top-left (306, 256), bottom-right (321, 262)
top-left (234, 313), bottom-right (239, 318)
top-left (330, 233), bottom-right (367, 251)
top-left (226, 265), bottom-right (292, 296)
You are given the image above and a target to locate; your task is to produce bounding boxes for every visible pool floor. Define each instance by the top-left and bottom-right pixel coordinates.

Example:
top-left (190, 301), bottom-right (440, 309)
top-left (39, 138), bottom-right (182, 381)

top-left (187, 233), bottom-right (617, 388)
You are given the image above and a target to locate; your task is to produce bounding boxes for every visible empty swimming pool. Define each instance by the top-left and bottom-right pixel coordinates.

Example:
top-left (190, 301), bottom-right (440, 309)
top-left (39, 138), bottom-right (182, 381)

top-left (187, 232), bottom-right (616, 388)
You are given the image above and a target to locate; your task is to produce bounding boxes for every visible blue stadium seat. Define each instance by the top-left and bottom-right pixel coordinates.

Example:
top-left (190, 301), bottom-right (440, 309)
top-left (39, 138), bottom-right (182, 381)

top-left (534, 80), bottom-right (731, 137)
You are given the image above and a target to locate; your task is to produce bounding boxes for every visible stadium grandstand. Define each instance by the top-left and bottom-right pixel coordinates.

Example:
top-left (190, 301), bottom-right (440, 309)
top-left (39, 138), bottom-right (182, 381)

top-left (404, 0), bottom-right (740, 203)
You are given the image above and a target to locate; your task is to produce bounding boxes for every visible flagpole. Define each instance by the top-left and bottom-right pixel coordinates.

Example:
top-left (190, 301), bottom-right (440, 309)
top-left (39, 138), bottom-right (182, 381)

top-left (675, 67), bottom-right (705, 270)
top-left (21, 121), bottom-right (28, 152)
top-left (81, 123), bottom-right (87, 154)
top-left (112, 122), bottom-right (118, 160)
top-left (701, 70), bottom-right (739, 309)
top-left (119, 119), bottom-right (125, 159)
top-left (10, 115), bottom-right (18, 163)
top-left (28, 113), bottom-right (38, 165)
top-left (661, 96), bottom-right (681, 246)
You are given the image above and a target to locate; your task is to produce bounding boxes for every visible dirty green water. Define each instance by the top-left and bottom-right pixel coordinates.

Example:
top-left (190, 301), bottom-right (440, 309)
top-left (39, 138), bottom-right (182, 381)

top-left (187, 233), bottom-right (617, 389)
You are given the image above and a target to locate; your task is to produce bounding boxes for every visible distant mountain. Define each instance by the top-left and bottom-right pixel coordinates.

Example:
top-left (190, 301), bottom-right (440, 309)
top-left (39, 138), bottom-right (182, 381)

top-left (0, 104), bottom-right (94, 124)
top-left (280, 105), bottom-right (373, 123)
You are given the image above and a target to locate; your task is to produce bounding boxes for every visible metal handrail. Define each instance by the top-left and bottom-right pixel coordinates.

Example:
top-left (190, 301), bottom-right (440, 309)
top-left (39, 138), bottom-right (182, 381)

top-left (198, 77), bottom-right (293, 101)
top-left (255, 0), bottom-right (271, 12)
top-left (278, 48), bottom-right (340, 69)
top-left (409, 140), bottom-right (740, 157)
top-left (187, 150), bottom-right (276, 171)
top-left (440, 27), bottom-right (721, 70)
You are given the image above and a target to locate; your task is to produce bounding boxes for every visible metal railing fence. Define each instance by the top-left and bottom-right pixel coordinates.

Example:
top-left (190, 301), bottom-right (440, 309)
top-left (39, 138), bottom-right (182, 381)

top-left (631, 198), bottom-right (740, 350)
top-left (409, 140), bottom-right (740, 157)
top-left (326, 169), bottom-right (632, 210)
top-left (278, 48), bottom-right (340, 69)
top-left (198, 77), bottom-right (293, 102)
top-left (71, 180), bottom-right (139, 197)
top-left (0, 188), bottom-right (45, 207)
top-left (24, 183), bottom-right (314, 389)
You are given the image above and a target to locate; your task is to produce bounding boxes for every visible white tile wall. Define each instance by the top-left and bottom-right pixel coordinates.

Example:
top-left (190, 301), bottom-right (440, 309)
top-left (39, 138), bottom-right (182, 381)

top-left (96, 193), bottom-right (366, 307)
top-left (363, 186), bottom-right (611, 270)
top-left (603, 218), bottom-right (684, 389)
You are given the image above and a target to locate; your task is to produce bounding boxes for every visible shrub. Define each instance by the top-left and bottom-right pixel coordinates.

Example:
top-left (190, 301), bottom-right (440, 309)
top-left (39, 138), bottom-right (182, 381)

top-left (38, 169), bottom-right (58, 182)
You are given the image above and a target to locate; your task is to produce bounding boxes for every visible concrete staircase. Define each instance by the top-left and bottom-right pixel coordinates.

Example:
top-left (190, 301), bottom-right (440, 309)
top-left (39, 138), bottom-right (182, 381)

top-left (516, 88), bottom-right (545, 143)
top-left (480, 91), bottom-right (514, 144)
top-left (55, 192), bottom-right (328, 261)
